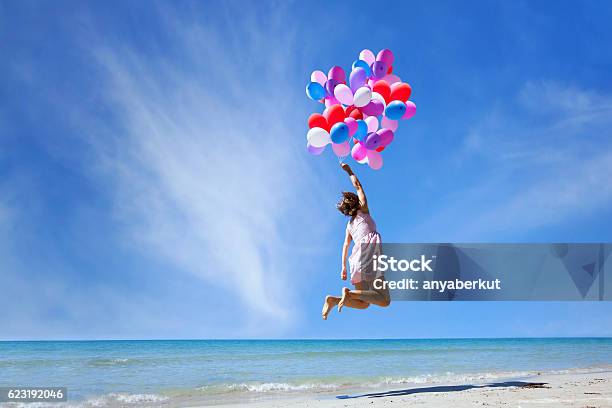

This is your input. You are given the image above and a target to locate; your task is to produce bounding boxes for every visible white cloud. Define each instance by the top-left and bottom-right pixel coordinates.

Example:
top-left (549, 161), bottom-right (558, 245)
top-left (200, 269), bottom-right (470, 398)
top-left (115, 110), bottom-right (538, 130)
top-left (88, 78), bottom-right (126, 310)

top-left (415, 80), bottom-right (612, 239)
top-left (87, 4), bottom-right (330, 331)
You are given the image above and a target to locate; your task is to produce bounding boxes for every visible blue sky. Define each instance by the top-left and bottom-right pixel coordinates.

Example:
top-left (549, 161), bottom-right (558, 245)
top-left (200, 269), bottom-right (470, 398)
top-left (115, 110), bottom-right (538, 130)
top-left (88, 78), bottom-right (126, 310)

top-left (1, 0), bottom-right (612, 340)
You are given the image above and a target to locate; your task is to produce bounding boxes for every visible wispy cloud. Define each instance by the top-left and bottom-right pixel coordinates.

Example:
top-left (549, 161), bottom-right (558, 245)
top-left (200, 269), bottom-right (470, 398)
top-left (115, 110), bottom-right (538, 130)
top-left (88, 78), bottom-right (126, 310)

top-left (86, 3), bottom-right (329, 332)
top-left (415, 80), bottom-right (612, 240)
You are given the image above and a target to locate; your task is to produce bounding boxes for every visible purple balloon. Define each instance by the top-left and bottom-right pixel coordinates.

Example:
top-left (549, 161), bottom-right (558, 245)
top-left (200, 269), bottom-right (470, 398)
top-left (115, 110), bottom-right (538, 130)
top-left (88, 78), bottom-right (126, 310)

top-left (361, 99), bottom-right (384, 117)
top-left (307, 143), bottom-right (325, 155)
top-left (364, 132), bottom-right (382, 150)
top-left (378, 128), bottom-right (394, 146)
top-left (325, 79), bottom-right (340, 97)
top-left (349, 67), bottom-right (367, 93)
top-left (328, 66), bottom-right (346, 83)
top-left (371, 61), bottom-right (388, 80)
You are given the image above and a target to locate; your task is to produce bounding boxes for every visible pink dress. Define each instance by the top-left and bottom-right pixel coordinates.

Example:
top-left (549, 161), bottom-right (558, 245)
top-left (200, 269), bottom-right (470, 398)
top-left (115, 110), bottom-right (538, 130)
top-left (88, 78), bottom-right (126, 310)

top-left (347, 210), bottom-right (382, 285)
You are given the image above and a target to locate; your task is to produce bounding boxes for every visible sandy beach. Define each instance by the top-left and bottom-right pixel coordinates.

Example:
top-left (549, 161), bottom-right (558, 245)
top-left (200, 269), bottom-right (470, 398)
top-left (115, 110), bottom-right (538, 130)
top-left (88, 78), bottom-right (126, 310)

top-left (215, 370), bottom-right (612, 408)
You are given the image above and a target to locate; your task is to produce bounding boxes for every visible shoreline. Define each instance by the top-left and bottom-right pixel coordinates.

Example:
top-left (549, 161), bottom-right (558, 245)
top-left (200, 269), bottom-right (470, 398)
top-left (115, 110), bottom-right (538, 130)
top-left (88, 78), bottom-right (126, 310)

top-left (208, 369), bottom-right (612, 408)
top-left (55, 367), bottom-right (612, 407)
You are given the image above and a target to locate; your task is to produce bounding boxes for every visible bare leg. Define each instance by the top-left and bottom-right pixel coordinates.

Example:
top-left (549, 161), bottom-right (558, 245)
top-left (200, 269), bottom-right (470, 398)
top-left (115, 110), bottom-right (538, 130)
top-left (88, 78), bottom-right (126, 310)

top-left (337, 287), bottom-right (370, 312)
top-left (339, 282), bottom-right (391, 310)
top-left (350, 289), bottom-right (390, 307)
top-left (322, 295), bottom-right (340, 320)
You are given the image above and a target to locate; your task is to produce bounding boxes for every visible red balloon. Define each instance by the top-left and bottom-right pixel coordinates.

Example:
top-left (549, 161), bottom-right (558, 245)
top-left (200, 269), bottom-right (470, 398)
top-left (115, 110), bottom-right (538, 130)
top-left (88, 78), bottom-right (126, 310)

top-left (373, 80), bottom-right (391, 104)
top-left (390, 82), bottom-right (412, 102)
top-left (324, 104), bottom-right (346, 126)
top-left (349, 109), bottom-right (363, 120)
top-left (376, 146), bottom-right (385, 152)
top-left (387, 66), bottom-right (393, 74)
top-left (308, 113), bottom-right (329, 131)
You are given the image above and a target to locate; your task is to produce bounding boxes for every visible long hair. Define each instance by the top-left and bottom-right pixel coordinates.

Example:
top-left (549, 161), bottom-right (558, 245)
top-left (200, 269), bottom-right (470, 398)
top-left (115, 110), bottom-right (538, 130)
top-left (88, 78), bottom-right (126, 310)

top-left (336, 191), bottom-right (360, 217)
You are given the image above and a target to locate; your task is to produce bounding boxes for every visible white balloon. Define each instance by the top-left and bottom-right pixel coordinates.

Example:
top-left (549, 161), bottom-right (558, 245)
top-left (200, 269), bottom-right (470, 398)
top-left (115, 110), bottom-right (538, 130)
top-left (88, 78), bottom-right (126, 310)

top-left (307, 127), bottom-right (331, 148)
top-left (359, 49), bottom-right (375, 66)
top-left (365, 116), bottom-right (379, 133)
top-left (333, 84), bottom-right (354, 106)
top-left (371, 91), bottom-right (386, 108)
top-left (353, 86), bottom-right (372, 108)
top-left (310, 70), bottom-right (327, 86)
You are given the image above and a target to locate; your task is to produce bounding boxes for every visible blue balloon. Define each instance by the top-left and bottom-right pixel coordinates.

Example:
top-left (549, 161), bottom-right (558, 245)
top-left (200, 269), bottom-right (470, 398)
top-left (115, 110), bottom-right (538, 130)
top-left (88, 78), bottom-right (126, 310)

top-left (306, 82), bottom-right (326, 100)
top-left (384, 101), bottom-right (407, 120)
top-left (354, 120), bottom-right (368, 141)
top-left (330, 122), bottom-right (349, 144)
top-left (352, 60), bottom-right (372, 77)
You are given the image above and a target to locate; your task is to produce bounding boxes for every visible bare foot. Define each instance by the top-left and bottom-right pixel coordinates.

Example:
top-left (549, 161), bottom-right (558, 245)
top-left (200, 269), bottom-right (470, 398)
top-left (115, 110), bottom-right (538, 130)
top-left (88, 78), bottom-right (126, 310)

top-left (337, 287), bottom-right (350, 313)
top-left (322, 296), bottom-right (336, 320)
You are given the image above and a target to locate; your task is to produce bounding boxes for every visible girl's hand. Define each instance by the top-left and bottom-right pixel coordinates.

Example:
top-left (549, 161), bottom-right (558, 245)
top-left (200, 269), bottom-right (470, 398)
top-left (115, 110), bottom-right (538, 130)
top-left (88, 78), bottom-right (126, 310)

top-left (341, 268), bottom-right (347, 281)
top-left (340, 162), bottom-right (353, 174)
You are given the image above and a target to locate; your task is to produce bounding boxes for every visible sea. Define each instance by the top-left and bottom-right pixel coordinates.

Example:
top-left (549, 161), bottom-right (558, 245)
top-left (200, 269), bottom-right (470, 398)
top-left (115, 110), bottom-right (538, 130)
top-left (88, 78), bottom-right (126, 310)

top-left (1, 338), bottom-right (611, 407)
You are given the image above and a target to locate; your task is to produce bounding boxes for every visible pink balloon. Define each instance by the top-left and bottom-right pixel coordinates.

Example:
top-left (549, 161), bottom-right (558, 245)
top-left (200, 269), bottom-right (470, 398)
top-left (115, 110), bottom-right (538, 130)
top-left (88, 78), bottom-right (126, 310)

top-left (328, 66), bottom-right (346, 83)
top-left (365, 116), bottom-right (379, 133)
top-left (351, 143), bottom-right (367, 161)
top-left (361, 99), bottom-right (384, 116)
top-left (382, 74), bottom-right (401, 85)
top-left (381, 116), bottom-right (398, 131)
top-left (344, 117), bottom-right (358, 136)
top-left (367, 149), bottom-right (383, 170)
top-left (311, 70), bottom-right (327, 86)
top-left (332, 141), bottom-right (350, 157)
top-left (376, 49), bottom-right (394, 67)
top-left (325, 96), bottom-right (340, 108)
top-left (402, 101), bottom-right (417, 119)
top-left (359, 49), bottom-right (376, 66)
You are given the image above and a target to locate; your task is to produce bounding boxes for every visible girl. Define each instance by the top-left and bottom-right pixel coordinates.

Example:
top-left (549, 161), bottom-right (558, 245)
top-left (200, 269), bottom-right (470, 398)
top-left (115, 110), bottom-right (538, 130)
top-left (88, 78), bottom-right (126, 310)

top-left (322, 163), bottom-right (390, 320)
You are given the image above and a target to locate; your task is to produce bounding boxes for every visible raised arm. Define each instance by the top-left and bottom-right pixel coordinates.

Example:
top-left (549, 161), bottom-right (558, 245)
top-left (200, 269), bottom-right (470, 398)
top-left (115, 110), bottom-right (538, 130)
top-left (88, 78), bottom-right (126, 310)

top-left (340, 163), bottom-right (368, 212)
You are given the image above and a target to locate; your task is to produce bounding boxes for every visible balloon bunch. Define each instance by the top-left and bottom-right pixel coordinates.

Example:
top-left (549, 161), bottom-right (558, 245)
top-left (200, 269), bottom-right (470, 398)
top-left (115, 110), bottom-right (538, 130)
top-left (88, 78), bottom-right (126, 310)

top-left (305, 48), bottom-right (416, 170)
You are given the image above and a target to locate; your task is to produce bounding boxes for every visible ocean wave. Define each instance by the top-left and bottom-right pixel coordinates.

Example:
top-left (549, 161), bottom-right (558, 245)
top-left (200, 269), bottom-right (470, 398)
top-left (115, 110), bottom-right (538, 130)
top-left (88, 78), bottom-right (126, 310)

top-left (89, 358), bottom-right (130, 366)
top-left (191, 368), bottom-right (565, 396)
top-left (64, 393), bottom-right (169, 407)
top-left (197, 381), bottom-right (344, 394)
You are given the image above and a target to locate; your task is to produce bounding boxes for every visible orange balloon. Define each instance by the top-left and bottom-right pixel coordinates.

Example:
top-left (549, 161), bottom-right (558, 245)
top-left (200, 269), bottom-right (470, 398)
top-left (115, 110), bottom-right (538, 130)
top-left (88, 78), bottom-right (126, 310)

top-left (324, 104), bottom-right (346, 126)
top-left (376, 146), bottom-right (385, 152)
top-left (308, 113), bottom-right (329, 131)
top-left (389, 82), bottom-right (411, 102)
top-left (373, 80), bottom-right (391, 104)
top-left (387, 66), bottom-right (393, 74)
